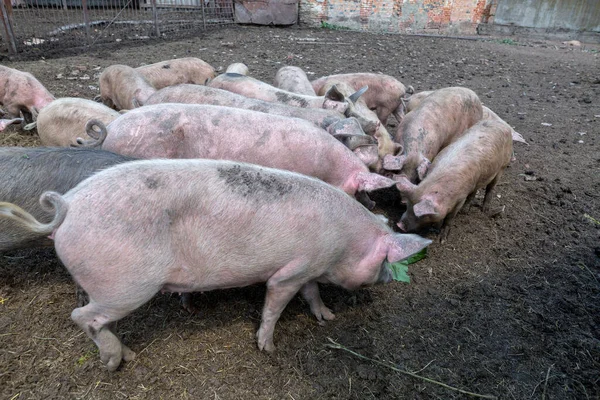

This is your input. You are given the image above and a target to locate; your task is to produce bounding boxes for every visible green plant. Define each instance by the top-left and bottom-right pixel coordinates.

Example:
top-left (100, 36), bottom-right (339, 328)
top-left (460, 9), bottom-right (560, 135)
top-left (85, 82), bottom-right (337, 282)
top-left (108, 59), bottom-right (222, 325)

top-left (320, 21), bottom-right (350, 31)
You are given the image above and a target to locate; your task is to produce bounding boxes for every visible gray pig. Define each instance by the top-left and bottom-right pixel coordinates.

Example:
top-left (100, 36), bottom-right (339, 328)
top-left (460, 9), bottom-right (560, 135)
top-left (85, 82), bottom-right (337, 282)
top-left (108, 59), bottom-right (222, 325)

top-left (0, 147), bottom-right (135, 251)
top-left (2, 158), bottom-right (432, 370)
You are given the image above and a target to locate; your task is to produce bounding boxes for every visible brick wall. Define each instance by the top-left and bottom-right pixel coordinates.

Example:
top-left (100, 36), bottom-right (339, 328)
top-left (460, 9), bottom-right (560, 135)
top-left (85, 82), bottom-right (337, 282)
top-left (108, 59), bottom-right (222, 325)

top-left (299, 0), bottom-right (496, 35)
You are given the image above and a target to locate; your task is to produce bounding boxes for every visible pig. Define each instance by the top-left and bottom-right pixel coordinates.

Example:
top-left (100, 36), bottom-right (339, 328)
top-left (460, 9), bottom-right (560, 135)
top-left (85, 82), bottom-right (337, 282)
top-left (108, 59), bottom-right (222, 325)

top-left (24, 98), bottom-right (121, 147)
top-left (0, 65), bottom-right (55, 126)
top-left (318, 81), bottom-right (400, 166)
top-left (311, 73), bottom-right (412, 124)
top-left (383, 87), bottom-right (483, 183)
top-left (482, 106), bottom-right (527, 144)
top-left (0, 147), bottom-right (135, 252)
top-left (273, 66), bottom-right (317, 95)
top-left (225, 63), bottom-right (249, 75)
top-left (2, 158), bottom-right (432, 370)
top-left (144, 84), bottom-right (370, 138)
top-left (395, 119), bottom-right (513, 242)
top-left (136, 57), bottom-right (216, 89)
top-left (99, 65), bottom-right (156, 110)
top-left (405, 90), bottom-right (527, 145)
top-left (208, 73), bottom-right (363, 114)
top-left (78, 104), bottom-right (397, 197)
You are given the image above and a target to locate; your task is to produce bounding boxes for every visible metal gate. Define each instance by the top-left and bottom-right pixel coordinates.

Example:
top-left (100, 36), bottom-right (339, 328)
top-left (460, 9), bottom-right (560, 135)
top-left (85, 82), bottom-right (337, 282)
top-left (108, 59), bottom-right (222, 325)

top-left (0, 0), bottom-right (234, 54)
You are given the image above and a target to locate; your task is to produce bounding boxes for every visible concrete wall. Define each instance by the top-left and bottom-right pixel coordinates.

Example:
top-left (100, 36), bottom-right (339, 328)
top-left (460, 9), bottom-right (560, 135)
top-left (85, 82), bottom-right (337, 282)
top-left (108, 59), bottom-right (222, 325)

top-left (299, 0), bottom-right (600, 37)
top-left (494, 0), bottom-right (600, 32)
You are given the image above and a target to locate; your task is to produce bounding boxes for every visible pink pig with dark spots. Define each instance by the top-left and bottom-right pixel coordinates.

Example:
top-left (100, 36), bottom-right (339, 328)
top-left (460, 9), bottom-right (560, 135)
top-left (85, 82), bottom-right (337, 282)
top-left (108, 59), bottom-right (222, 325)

top-left (395, 119), bottom-right (513, 242)
top-left (79, 104), bottom-right (396, 197)
top-left (135, 57), bottom-right (216, 89)
top-left (2, 159), bottom-right (432, 371)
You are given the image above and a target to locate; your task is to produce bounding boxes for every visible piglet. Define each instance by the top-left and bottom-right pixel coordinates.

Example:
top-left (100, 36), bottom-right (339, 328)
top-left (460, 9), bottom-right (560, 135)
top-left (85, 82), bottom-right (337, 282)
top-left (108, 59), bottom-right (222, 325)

top-left (99, 65), bottom-right (156, 110)
top-left (78, 104), bottom-right (396, 197)
top-left (25, 97), bottom-right (121, 147)
top-left (395, 119), bottom-right (513, 242)
top-left (3, 158), bottom-right (432, 370)
top-left (312, 73), bottom-right (413, 124)
top-left (136, 57), bottom-right (216, 89)
top-left (0, 65), bottom-right (55, 126)
top-left (384, 87), bottom-right (483, 183)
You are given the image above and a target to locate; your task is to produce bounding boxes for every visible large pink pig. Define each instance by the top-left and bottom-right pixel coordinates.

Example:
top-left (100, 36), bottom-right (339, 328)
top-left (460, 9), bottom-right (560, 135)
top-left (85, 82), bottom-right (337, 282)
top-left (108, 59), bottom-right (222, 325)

top-left (395, 119), bottom-right (513, 242)
top-left (0, 65), bottom-right (55, 127)
top-left (384, 87), bottom-right (483, 183)
top-left (80, 104), bottom-right (396, 196)
top-left (3, 159), bottom-right (431, 370)
top-left (208, 73), bottom-right (360, 114)
top-left (311, 73), bottom-right (412, 124)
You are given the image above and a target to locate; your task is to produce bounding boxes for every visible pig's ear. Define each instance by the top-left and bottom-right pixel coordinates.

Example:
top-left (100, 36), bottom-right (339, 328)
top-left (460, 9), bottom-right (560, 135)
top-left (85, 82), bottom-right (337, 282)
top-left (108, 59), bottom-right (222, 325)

top-left (354, 172), bottom-right (396, 192)
top-left (512, 130), bottom-right (527, 144)
top-left (324, 84), bottom-right (345, 102)
top-left (417, 156), bottom-right (431, 181)
top-left (353, 144), bottom-right (379, 168)
top-left (384, 233), bottom-right (432, 263)
top-left (394, 142), bottom-right (403, 155)
top-left (118, 109), bottom-right (128, 115)
top-left (348, 86), bottom-right (368, 104)
top-left (413, 198), bottom-right (438, 219)
top-left (394, 176), bottom-right (416, 203)
top-left (382, 154), bottom-right (406, 171)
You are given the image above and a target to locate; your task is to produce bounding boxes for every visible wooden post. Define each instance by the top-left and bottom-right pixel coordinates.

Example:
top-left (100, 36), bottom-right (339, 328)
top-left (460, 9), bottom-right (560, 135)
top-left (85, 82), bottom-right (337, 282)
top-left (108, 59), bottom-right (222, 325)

top-left (82, 0), bottom-right (90, 44)
top-left (0, 0), bottom-right (17, 54)
top-left (200, 0), bottom-right (206, 30)
top-left (61, 0), bottom-right (67, 10)
top-left (151, 0), bottom-right (160, 37)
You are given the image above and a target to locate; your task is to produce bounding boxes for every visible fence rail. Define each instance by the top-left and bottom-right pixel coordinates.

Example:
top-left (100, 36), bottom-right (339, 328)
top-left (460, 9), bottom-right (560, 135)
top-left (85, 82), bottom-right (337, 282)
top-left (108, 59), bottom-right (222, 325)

top-left (0, 0), bottom-right (234, 54)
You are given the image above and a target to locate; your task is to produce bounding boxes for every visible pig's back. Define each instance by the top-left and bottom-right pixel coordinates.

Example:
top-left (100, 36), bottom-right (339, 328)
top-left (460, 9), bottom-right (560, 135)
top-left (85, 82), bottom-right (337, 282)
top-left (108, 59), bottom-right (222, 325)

top-left (104, 104), bottom-right (361, 186)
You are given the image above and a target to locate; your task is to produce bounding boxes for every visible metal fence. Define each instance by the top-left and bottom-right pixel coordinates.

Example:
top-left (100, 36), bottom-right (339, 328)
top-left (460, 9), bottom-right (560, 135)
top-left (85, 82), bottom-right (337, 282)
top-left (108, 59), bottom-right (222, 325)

top-left (0, 0), bottom-right (234, 54)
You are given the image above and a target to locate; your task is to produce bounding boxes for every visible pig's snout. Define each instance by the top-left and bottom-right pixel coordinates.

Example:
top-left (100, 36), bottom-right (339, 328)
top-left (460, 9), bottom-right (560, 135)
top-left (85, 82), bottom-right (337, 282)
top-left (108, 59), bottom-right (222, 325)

top-left (377, 263), bottom-right (393, 284)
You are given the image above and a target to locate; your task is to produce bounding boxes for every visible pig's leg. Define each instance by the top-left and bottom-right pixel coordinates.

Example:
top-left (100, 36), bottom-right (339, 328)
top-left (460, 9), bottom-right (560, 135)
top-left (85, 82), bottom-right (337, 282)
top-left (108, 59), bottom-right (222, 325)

top-left (257, 260), bottom-right (311, 352)
top-left (300, 281), bottom-right (335, 325)
top-left (439, 199), bottom-right (466, 244)
top-left (462, 191), bottom-right (477, 214)
top-left (75, 284), bottom-right (89, 308)
top-left (482, 173), bottom-right (502, 213)
top-left (71, 299), bottom-right (144, 371)
top-left (356, 191), bottom-right (376, 210)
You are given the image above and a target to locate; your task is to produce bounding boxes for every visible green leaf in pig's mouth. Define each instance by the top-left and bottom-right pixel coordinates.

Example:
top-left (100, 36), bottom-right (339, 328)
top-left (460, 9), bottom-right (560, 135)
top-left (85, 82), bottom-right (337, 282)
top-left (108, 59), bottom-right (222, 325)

top-left (385, 248), bottom-right (428, 283)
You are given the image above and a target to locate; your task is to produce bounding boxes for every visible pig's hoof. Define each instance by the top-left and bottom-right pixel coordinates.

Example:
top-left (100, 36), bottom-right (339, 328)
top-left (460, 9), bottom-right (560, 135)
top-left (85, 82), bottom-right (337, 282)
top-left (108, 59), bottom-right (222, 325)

top-left (256, 333), bottom-right (276, 353)
top-left (101, 352), bottom-right (123, 372)
top-left (314, 307), bottom-right (336, 325)
top-left (122, 345), bottom-right (136, 362)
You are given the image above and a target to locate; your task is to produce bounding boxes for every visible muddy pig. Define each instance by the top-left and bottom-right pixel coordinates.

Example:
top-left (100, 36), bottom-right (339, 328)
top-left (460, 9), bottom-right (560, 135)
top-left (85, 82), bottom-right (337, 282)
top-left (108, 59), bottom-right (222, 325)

top-left (0, 147), bottom-right (135, 252)
top-left (3, 158), bottom-right (432, 370)
top-left (273, 66), bottom-right (317, 95)
top-left (395, 119), bottom-right (513, 242)
top-left (0, 65), bottom-right (55, 126)
top-left (225, 63), bottom-right (249, 75)
top-left (99, 65), bottom-right (156, 110)
top-left (79, 104), bottom-right (396, 197)
top-left (404, 90), bottom-right (433, 114)
top-left (312, 73), bottom-right (412, 124)
top-left (208, 73), bottom-right (362, 114)
top-left (24, 97), bottom-right (121, 147)
top-left (136, 57), bottom-right (216, 89)
top-left (383, 87), bottom-right (483, 183)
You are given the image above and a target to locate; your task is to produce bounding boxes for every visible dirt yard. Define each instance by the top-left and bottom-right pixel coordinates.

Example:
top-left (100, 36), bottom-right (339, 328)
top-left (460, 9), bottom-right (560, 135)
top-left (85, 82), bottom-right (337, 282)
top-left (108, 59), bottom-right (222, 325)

top-left (0, 25), bottom-right (599, 399)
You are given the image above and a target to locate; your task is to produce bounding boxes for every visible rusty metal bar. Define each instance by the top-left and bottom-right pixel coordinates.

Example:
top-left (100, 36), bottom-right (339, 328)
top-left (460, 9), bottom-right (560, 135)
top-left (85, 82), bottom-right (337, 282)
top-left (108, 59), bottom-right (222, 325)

top-left (0, 0), bottom-right (16, 54)
top-left (82, 0), bottom-right (91, 44)
top-left (151, 0), bottom-right (160, 37)
top-left (200, 0), bottom-right (206, 30)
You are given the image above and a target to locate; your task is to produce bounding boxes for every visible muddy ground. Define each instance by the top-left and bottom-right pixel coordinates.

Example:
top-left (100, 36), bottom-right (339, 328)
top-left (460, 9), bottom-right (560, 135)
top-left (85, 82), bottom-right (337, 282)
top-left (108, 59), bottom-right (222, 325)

top-left (0, 25), bottom-right (599, 399)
